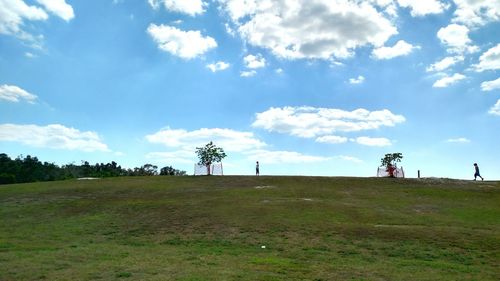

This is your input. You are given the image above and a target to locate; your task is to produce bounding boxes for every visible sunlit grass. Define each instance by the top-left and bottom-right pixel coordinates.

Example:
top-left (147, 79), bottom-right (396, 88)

top-left (0, 176), bottom-right (498, 280)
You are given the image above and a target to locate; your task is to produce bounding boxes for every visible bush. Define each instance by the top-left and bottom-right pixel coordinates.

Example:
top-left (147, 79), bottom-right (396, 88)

top-left (0, 173), bottom-right (16, 185)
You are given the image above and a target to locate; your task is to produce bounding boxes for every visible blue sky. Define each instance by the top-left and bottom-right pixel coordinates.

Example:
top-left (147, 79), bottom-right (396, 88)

top-left (1, 0), bottom-right (499, 179)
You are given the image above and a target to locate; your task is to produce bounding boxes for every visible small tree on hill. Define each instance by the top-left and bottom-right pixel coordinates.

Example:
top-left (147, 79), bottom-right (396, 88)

top-left (195, 141), bottom-right (227, 176)
top-left (381, 153), bottom-right (403, 177)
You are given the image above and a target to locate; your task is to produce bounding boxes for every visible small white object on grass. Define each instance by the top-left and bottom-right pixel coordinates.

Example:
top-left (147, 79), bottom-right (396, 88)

top-left (261, 245), bottom-right (266, 249)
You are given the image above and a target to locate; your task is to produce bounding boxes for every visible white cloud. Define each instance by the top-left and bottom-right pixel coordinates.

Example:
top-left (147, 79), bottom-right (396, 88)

top-left (145, 127), bottom-right (266, 152)
top-left (437, 24), bottom-right (478, 54)
top-left (146, 150), bottom-right (195, 164)
top-left (0, 0), bottom-right (48, 42)
top-left (372, 40), bottom-right (419, 60)
top-left (474, 43), bottom-right (500, 72)
top-left (489, 99), bottom-right (500, 116)
top-left (147, 24), bottom-right (217, 59)
top-left (217, 0), bottom-right (256, 21)
top-left (207, 61), bottom-right (230, 72)
top-left (218, 0), bottom-right (397, 60)
top-left (0, 124), bottom-right (110, 152)
top-left (481, 77), bottom-right (500, 91)
top-left (426, 56), bottom-right (464, 72)
top-left (36, 0), bottom-right (74, 21)
top-left (0, 84), bottom-right (37, 103)
top-left (349, 75), bottom-right (365, 84)
top-left (432, 73), bottom-right (466, 88)
top-left (316, 135), bottom-right (348, 144)
top-left (397, 0), bottom-right (449, 17)
top-left (148, 0), bottom-right (207, 16)
top-left (354, 136), bottom-right (392, 146)
top-left (243, 54), bottom-right (266, 69)
top-left (369, 0), bottom-right (398, 17)
top-left (336, 155), bottom-right (363, 163)
top-left (446, 137), bottom-right (471, 143)
top-left (452, 0), bottom-right (500, 27)
top-left (252, 106), bottom-right (405, 138)
top-left (240, 70), bottom-right (257, 77)
top-left (0, 0), bottom-right (74, 46)
top-left (275, 68), bottom-right (283, 74)
top-left (245, 149), bottom-right (330, 164)
top-left (224, 22), bottom-right (236, 37)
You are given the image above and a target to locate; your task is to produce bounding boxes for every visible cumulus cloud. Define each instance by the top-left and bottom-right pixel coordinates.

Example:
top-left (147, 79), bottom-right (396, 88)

top-left (354, 136), bottom-right (392, 146)
top-left (452, 0), bottom-right (500, 27)
top-left (0, 0), bottom-right (74, 46)
top-left (0, 124), bottom-right (110, 152)
top-left (481, 77), bottom-right (500, 91)
top-left (145, 127), bottom-right (266, 152)
top-left (0, 0), bottom-right (48, 42)
top-left (36, 0), bottom-right (74, 21)
top-left (316, 135), bottom-right (348, 144)
top-left (148, 0), bottom-right (207, 16)
top-left (243, 54), bottom-right (266, 69)
top-left (368, 0), bottom-right (398, 16)
top-left (489, 99), bottom-right (500, 116)
top-left (432, 73), bottom-right (466, 88)
top-left (245, 149), bottom-right (330, 164)
top-left (474, 43), bottom-right (500, 72)
top-left (147, 24), bottom-right (217, 59)
top-left (349, 75), bottom-right (365, 84)
top-left (372, 40), bottom-right (419, 60)
top-left (446, 137), bottom-right (470, 143)
top-left (252, 106), bottom-right (405, 138)
top-left (207, 61), bottom-right (230, 72)
top-left (240, 70), bottom-right (257, 77)
top-left (437, 24), bottom-right (478, 54)
top-left (218, 0), bottom-right (397, 60)
top-left (146, 150), bottom-right (195, 164)
top-left (0, 84), bottom-right (37, 103)
top-left (426, 56), bottom-right (464, 72)
top-left (397, 0), bottom-right (449, 17)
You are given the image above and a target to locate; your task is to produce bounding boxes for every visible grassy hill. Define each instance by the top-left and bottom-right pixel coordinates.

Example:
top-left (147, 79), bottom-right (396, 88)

top-left (0, 176), bottom-right (498, 280)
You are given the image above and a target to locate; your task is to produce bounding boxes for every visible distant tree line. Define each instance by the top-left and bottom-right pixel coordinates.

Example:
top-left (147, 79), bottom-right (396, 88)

top-left (0, 153), bottom-right (186, 185)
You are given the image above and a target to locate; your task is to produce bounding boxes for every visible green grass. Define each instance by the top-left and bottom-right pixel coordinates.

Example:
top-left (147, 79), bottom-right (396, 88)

top-left (0, 176), bottom-right (498, 280)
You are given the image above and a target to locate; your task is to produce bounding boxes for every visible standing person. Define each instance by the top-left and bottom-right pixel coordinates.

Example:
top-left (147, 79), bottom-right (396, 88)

top-left (256, 161), bottom-right (260, 176)
top-left (473, 163), bottom-right (484, 181)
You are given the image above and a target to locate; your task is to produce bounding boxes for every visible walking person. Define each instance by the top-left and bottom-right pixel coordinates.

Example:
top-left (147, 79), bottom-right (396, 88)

top-left (473, 163), bottom-right (484, 181)
top-left (256, 161), bottom-right (260, 176)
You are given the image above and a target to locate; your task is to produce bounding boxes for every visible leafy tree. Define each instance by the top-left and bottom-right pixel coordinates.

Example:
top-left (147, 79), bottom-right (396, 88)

top-left (0, 153), bottom-right (169, 185)
top-left (195, 141), bottom-right (227, 175)
top-left (381, 153), bottom-right (403, 177)
top-left (160, 166), bottom-right (187, 176)
top-left (130, 164), bottom-right (158, 176)
top-left (0, 173), bottom-right (16, 184)
top-left (381, 153), bottom-right (403, 167)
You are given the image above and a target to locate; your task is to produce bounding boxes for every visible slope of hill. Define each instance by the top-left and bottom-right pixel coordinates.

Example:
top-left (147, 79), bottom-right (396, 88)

top-left (0, 176), bottom-right (498, 280)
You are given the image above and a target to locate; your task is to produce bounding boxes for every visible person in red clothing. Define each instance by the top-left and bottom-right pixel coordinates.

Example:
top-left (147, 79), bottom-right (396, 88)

top-left (387, 164), bottom-right (395, 177)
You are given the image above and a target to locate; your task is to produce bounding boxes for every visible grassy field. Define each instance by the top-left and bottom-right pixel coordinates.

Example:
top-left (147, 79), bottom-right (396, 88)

top-left (0, 176), bottom-right (498, 280)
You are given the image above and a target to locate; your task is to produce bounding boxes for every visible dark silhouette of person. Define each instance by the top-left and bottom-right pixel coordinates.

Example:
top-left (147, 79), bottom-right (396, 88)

top-left (473, 163), bottom-right (483, 181)
top-left (256, 161), bottom-right (260, 176)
